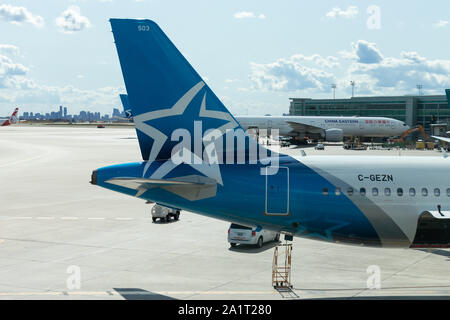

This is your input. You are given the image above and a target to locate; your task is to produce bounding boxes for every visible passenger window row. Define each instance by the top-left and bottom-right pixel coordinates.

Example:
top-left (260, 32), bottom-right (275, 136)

top-left (322, 187), bottom-right (450, 197)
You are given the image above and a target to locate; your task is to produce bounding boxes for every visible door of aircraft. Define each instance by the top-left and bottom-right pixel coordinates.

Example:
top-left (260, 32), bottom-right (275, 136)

top-left (265, 167), bottom-right (290, 216)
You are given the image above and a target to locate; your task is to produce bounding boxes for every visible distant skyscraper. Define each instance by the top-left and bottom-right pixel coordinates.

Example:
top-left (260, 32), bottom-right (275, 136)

top-left (63, 107), bottom-right (67, 119)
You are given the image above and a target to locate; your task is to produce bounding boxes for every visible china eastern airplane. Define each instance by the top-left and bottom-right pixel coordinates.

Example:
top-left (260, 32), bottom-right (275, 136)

top-left (118, 95), bottom-right (408, 142)
top-left (91, 19), bottom-right (450, 248)
top-left (0, 108), bottom-right (19, 127)
top-left (236, 115), bottom-right (409, 142)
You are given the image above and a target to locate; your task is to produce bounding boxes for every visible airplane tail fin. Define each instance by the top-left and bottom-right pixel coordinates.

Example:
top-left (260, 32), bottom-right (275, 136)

top-left (1, 107), bottom-right (18, 126)
top-left (119, 94), bottom-right (132, 118)
top-left (110, 19), bottom-right (254, 164)
top-left (10, 107), bottom-right (19, 124)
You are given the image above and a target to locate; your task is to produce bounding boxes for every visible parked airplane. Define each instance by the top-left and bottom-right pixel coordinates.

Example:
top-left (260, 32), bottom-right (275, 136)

top-left (117, 96), bottom-right (407, 142)
top-left (119, 94), bottom-right (133, 119)
top-left (91, 19), bottom-right (450, 248)
top-left (236, 115), bottom-right (409, 143)
top-left (0, 108), bottom-right (19, 127)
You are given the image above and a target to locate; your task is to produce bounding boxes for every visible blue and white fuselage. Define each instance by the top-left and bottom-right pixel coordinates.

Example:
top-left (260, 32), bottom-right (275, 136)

top-left (92, 19), bottom-right (450, 249)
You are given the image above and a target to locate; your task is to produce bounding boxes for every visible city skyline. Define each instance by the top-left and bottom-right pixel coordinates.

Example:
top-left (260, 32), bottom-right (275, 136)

top-left (19, 105), bottom-right (125, 122)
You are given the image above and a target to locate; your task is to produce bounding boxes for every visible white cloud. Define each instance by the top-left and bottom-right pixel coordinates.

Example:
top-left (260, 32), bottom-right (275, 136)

top-left (339, 41), bottom-right (384, 64)
top-left (326, 6), bottom-right (359, 19)
top-left (353, 40), bottom-right (383, 64)
top-left (291, 54), bottom-right (340, 68)
top-left (350, 51), bottom-right (450, 91)
top-left (0, 54), bottom-right (30, 89)
top-left (247, 41), bottom-right (450, 96)
top-left (249, 55), bottom-right (335, 92)
top-left (0, 4), bottom-right (44, 27)
top-left (0, 44), bottom-right (20, 56)
top-left (55, 6), bottom-right (91, 33)
top-left (433, 20), bottom-right (449, 29)
top-left (233, 11), bottom-right (266, 20)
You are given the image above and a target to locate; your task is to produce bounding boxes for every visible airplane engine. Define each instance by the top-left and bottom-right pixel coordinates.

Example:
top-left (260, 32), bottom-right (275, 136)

top-left (324, 128), bottom-right (344, 142)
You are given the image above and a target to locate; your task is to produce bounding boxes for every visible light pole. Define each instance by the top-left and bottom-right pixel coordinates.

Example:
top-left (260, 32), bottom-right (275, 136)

top-left (331, 84), bottom-right (337, 100)
top-left (417, 84), bottom-right (425, 128)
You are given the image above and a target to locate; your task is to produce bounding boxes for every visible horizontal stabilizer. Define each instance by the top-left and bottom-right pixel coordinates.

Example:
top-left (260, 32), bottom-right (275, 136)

top-left (432, 136), bottom-right (450, 143)
top-left (105, 175), bottom-right (217, 201)
top-left (427, 210), bottom-right (450, 219)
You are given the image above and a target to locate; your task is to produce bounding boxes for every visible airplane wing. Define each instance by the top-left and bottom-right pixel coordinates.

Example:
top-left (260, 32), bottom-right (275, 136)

top-left (286, 121), bottom-right (323, 134)
top-left (432, 136), bottom-right (450, 143)
top-left (105, 175), bottom-right (217, 201)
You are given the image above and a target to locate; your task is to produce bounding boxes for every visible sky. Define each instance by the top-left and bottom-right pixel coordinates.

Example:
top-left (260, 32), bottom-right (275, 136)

top-left (1, 0), bottom-right (450, 117)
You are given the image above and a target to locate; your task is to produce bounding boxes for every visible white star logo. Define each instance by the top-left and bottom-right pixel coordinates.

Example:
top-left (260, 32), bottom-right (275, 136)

top-left (133, 81), bottom-right (239, 186)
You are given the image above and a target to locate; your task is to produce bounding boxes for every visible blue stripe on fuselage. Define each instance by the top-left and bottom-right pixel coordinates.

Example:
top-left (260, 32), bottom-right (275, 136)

top-left (96, 154), bottom-right (381, 246)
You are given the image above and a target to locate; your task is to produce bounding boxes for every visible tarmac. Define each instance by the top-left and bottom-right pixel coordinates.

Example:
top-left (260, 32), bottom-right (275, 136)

top-left (0, 125), bottom-right (449, 300)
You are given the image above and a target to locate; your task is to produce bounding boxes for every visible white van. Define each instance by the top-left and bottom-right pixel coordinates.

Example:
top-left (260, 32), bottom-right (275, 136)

top-left (228, 224), bottom-right (280, 248)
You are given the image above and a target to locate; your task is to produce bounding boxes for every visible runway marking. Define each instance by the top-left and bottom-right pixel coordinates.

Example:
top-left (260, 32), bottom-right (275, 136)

top-left (0, 290), bottom-right (278, 297)
top-left (0, 216), bottom-right (146, 222)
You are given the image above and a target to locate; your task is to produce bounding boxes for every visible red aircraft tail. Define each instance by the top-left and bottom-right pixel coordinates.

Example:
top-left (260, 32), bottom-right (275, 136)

top-left (1, 108), bottom-right (19, 126)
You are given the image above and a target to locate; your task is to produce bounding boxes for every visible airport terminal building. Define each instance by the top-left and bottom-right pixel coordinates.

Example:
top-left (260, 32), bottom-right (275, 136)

top-left (289, 90), bottom-right (450, 133)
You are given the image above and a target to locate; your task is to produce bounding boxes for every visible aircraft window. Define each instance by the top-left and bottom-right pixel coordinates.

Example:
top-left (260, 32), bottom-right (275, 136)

top-left (360, 188), bottom-right (366, 196)
top-left (335, 187), bottom-right (341, 196)
top-left (347, 187), bottom-right (354, 196)
top-left (397, 188), bottom-right (403, 197)
top-left (409, 188), bottom-right (416, 197)
top-left (322, 188), bottom-right (329, 196)
top-left (422, 188), bottom-right (428, 197)
top-left (384, 188), bottom-right (391, 196)
top-left (372, 188), bottom-right (378, 196)
top-left (434, 188), bottom-right (440, 197)
top-left (447, 188), bottom-right (450, 197)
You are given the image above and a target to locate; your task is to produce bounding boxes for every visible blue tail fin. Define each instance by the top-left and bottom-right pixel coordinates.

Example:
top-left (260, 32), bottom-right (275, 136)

top-left (110, 19), bottom-right (242, 162)
top-left (119, 94), bottom-right (132, 118)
